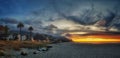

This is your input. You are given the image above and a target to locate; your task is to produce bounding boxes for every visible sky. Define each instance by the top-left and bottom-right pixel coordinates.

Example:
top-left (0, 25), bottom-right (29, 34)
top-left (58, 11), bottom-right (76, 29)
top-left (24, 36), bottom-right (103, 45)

top-left (0, 0), bottom-right (120, 34)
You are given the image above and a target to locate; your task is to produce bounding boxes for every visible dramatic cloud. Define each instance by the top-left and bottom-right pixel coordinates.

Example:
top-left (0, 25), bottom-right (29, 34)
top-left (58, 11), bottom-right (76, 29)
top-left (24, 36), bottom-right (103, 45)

top-left (0, 0), bottom-right (120, 33)
top-left (45, 19), bottom-right (81, 30)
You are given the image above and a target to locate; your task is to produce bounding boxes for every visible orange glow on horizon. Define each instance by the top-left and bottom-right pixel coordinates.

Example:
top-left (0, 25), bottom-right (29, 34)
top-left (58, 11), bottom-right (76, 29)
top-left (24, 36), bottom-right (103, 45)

top-left (68, 34), bottom-right (120, 44)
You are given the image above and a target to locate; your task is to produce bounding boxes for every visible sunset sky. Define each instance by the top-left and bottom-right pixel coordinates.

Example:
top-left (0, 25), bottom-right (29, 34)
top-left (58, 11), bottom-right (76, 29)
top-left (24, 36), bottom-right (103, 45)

top-left (0, 0), bottom-right (120, 33)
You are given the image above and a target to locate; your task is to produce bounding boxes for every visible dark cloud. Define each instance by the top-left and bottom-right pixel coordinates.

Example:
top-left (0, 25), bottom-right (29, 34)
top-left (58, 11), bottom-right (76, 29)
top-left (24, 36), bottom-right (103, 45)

top-left (0, 18), bottom-right (18, 24)
top-left (0, 0), bottom-right (120, 32)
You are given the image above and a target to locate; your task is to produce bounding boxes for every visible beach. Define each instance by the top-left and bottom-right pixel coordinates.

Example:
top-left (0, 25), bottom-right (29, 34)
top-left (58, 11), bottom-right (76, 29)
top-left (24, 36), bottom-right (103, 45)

top-left (3, 42), bottom-right (120, 58)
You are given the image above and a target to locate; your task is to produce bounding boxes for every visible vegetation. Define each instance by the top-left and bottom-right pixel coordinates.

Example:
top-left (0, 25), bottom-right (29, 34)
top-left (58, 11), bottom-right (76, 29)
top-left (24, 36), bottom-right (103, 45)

top-left (17, 22), bottom-right (24, 41)
top-left (4, 25), bottom-right (9, 35)
top-left (4, 25), bottom-right (9, 40)
top-left (28, 26), bottom-right (34, 41)
top-left (0, 40), bottom-right (47, 51)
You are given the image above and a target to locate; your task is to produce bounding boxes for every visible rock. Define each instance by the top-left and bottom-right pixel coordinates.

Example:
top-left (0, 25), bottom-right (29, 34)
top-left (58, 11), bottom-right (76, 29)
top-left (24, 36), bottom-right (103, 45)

top-left (0, 50), bottom-right (6, 56)
top-left (21, 51), bottom-right (28, 56)
top-left (38, 47), bottom-right (48, 51)
top-left (38, 48), bottom-right (42, 51)
top-left (47, 46), bottom-right (52, 48)
top-left (33, 51), bottom-right (39, 54)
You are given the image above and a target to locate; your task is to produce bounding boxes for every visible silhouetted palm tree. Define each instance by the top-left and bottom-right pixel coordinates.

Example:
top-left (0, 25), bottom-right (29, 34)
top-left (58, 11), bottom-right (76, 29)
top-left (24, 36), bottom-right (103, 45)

top-left (4, 25), bottom-right (9, 35)
top-left (17, 22), bottom-right (24, 41)
top-left (4, 25), bottom-right (9, 40)
top-left (28, 26), bottom-right (33, 41)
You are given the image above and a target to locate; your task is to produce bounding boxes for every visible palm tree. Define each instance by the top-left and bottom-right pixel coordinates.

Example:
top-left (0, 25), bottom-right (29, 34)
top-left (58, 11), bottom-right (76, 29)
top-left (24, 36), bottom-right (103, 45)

top-left (4, 25), bottom-right (9, 40)
top-left (17, 22), bottom-right (24, 41)
top-left (28, 26), bottom-right (34, 41)
top-left (4, 25), bottom-right (9, 35)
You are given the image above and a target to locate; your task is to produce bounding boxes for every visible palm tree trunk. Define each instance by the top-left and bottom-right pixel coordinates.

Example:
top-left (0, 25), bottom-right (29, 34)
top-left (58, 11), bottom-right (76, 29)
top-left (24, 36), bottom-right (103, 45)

top-left (30, 31), bottom-right (34, 42)
top-left (30, 31), bottom-right (32, 40)
top-left (19, 28), bottom-right (22, 41)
